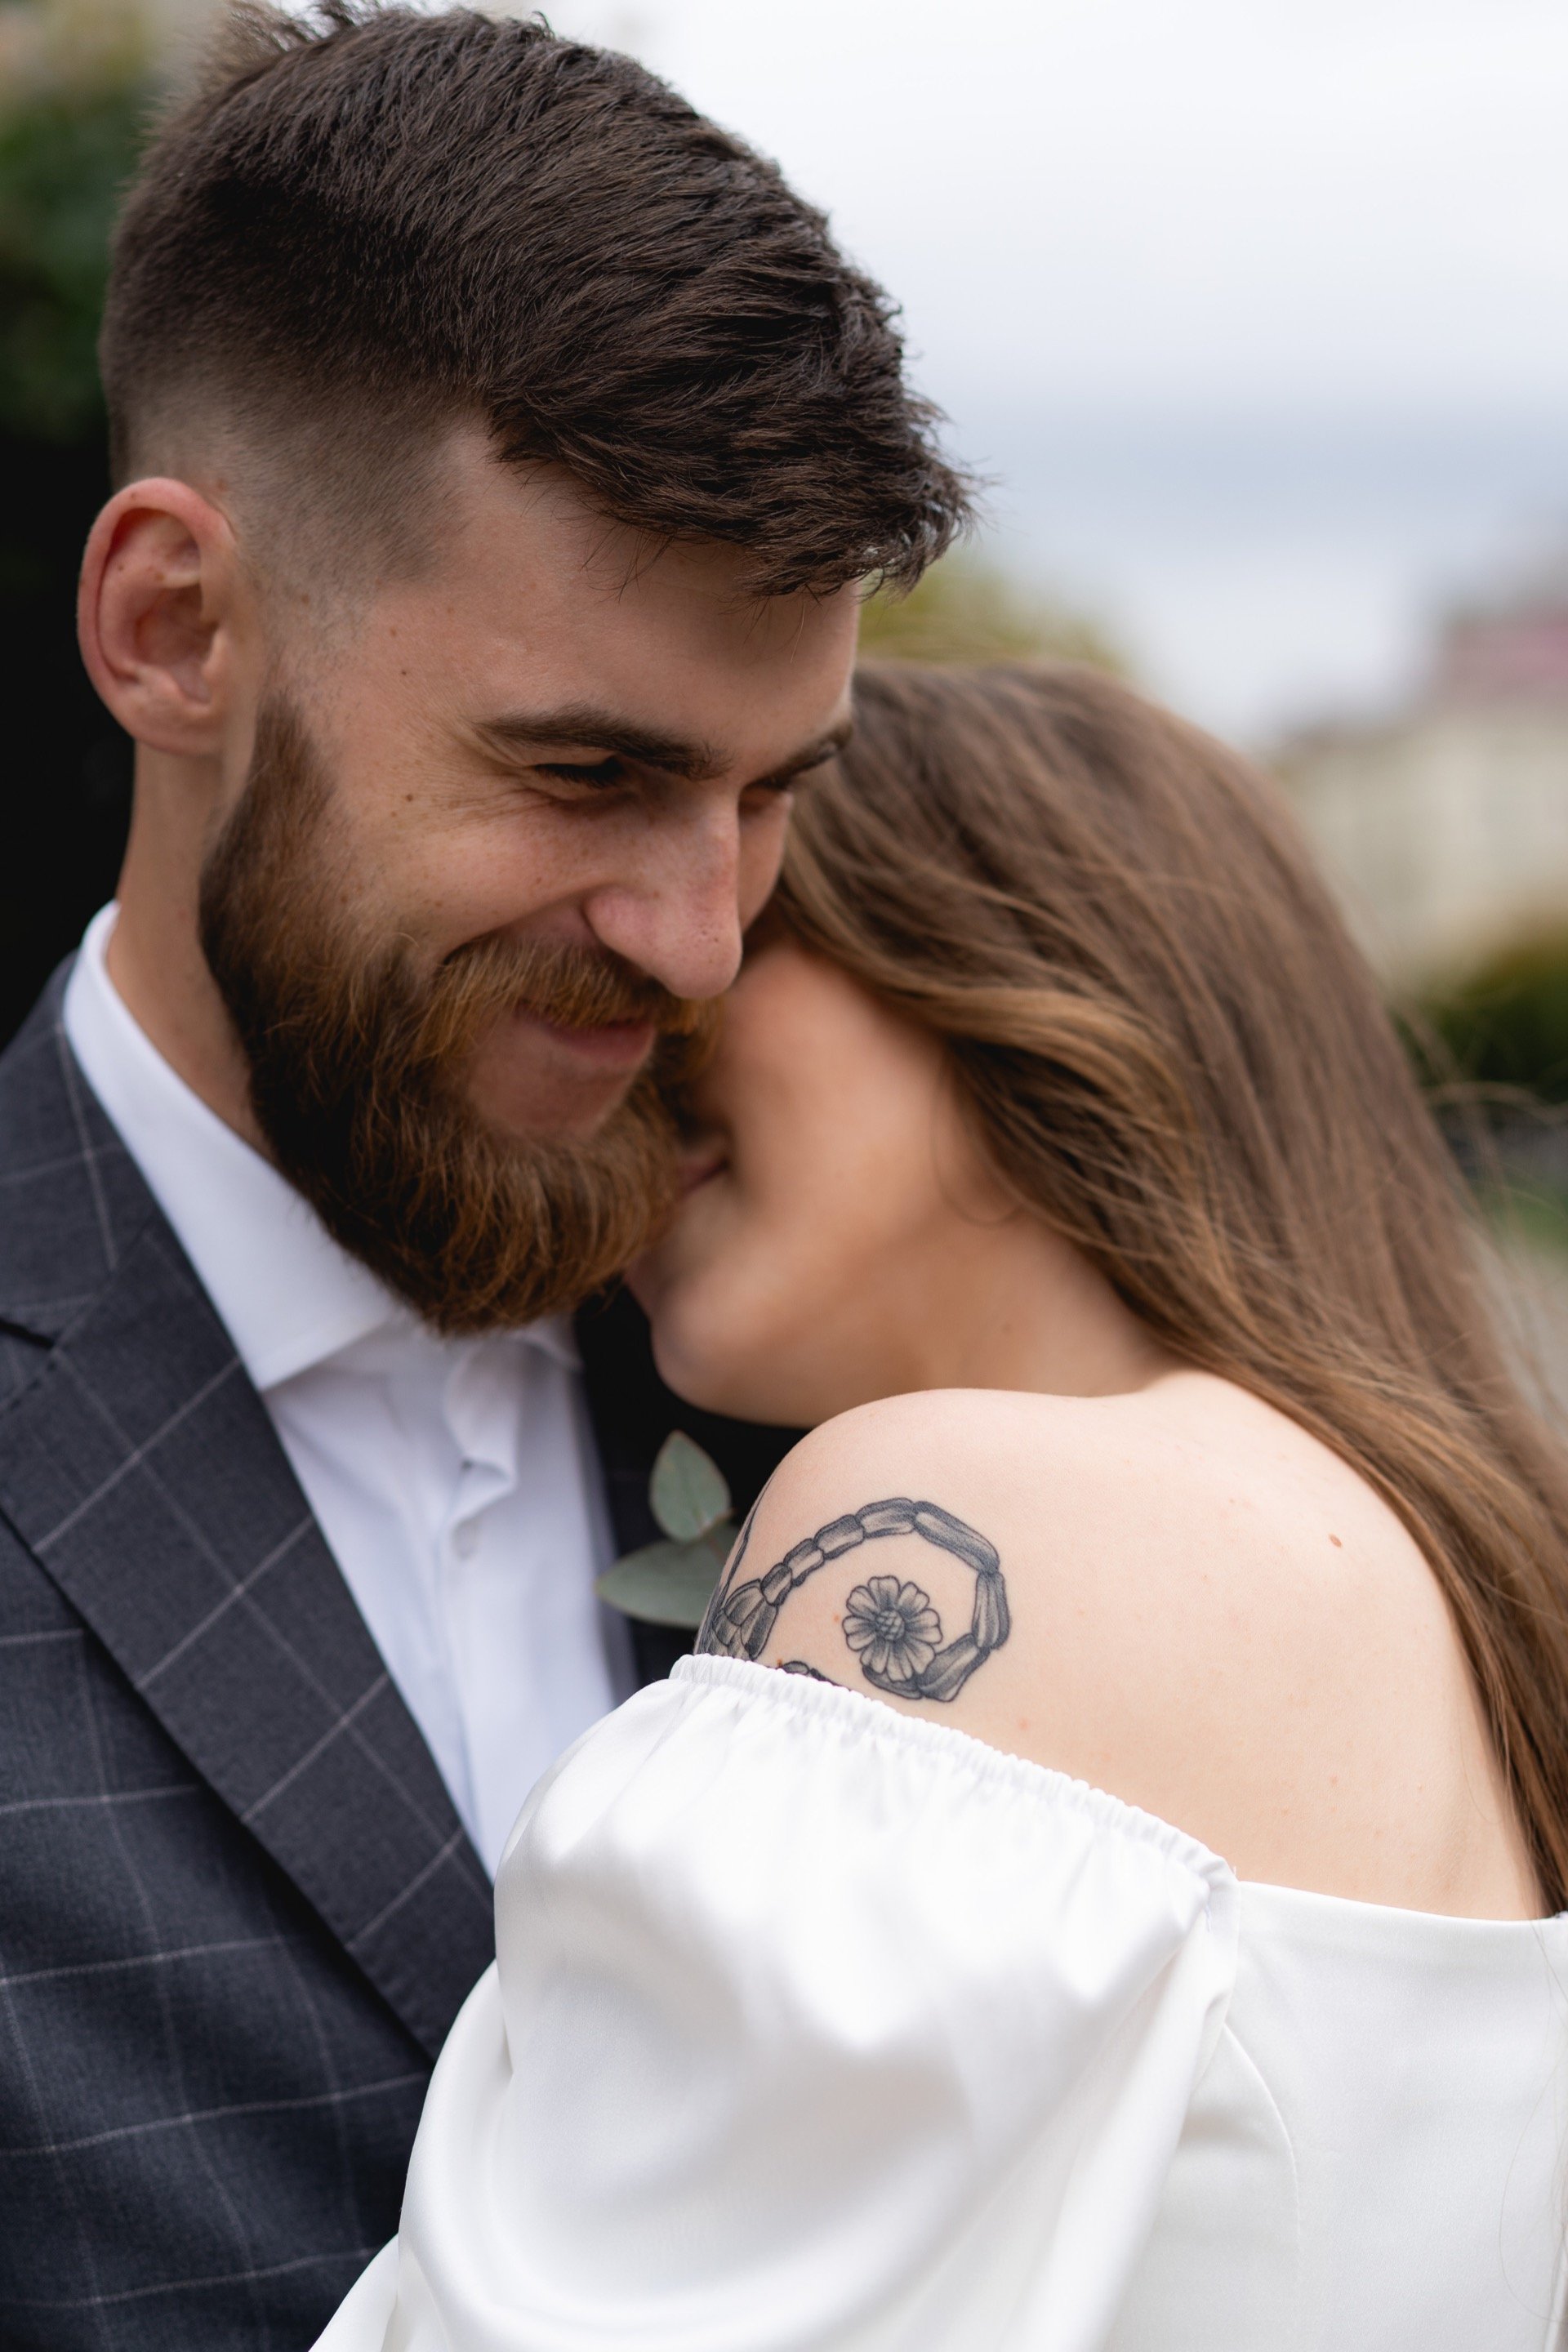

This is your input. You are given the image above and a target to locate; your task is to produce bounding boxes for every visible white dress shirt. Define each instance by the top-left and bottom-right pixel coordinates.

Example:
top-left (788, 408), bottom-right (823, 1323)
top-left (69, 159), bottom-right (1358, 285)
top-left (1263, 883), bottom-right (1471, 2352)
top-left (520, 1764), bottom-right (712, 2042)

top-left (63, 904), bottom-right (633, 1873)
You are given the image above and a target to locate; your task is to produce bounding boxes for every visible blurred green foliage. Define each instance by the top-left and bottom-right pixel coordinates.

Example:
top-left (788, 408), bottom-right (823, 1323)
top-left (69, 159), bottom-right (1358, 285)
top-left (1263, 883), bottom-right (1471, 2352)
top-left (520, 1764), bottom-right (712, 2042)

top-left (0, 2), bottom-right (155, 438)
top-left (1426, 932), bottom-right (1568, 1107)
top-left (0, 0), bottom-right (163, 1046)
top-left (860, 550), bottom-right (1126, 672)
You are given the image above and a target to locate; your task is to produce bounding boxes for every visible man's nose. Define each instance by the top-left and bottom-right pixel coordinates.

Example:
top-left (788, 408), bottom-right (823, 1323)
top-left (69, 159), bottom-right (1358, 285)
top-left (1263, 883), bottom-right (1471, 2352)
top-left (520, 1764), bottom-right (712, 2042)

top-left (581, 804), bottom-right (746, 1003)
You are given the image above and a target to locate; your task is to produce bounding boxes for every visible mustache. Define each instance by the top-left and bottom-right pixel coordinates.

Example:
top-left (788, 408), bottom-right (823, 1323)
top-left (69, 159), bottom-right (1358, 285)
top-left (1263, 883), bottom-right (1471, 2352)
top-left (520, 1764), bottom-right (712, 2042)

top-left (447, 930), bottom-right (711, 1042)
top-left (315, 929), bottom-right (721, 1097)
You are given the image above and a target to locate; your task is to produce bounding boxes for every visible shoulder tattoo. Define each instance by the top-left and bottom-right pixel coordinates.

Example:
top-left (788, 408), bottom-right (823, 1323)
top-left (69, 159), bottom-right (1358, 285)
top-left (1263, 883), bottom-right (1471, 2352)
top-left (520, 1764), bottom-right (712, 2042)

top-left (697, 1496), bottom-right (1009, 1704)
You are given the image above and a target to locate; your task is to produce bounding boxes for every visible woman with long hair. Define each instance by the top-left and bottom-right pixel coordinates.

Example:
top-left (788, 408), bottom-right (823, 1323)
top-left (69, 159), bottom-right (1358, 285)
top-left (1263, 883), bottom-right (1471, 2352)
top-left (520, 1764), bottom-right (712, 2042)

top-left (320, 663), bottom-right (1568, 2350)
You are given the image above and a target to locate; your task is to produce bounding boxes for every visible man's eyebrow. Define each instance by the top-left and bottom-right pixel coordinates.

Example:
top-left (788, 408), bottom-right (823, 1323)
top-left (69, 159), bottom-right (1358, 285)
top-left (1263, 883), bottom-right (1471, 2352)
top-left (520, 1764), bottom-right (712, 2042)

top-left (475, 706), bottom-right (853, 787)
top-left (477, 706), bottom-right (725, 781)
top-left (758, 719), bottom-right (854, 787)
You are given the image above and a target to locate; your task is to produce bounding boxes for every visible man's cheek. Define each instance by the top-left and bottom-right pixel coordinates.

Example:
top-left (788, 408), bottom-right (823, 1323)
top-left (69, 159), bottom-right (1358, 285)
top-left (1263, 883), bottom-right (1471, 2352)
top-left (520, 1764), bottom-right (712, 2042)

top-left (403, 817), bottom-right (597, 948)
top-left (737, 804), bottom-right (794, 929)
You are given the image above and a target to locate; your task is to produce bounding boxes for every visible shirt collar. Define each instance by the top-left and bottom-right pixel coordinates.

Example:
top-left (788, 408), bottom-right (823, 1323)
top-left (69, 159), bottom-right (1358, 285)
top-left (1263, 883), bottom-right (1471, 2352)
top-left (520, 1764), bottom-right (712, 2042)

top-left (61, 905), bottom-right (580, 1390)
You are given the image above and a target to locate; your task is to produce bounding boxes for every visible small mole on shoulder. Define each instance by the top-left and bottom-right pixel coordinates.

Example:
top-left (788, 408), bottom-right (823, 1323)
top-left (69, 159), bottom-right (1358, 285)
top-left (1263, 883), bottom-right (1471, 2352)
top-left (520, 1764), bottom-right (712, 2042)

top-left (1329, 1534), bottom-right (1343, 1548)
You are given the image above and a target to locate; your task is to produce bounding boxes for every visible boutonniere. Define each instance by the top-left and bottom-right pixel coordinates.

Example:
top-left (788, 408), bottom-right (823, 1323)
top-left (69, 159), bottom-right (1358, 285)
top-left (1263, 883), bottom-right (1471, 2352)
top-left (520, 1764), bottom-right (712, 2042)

top-left (595, 1431), bottom-right (736, 1628)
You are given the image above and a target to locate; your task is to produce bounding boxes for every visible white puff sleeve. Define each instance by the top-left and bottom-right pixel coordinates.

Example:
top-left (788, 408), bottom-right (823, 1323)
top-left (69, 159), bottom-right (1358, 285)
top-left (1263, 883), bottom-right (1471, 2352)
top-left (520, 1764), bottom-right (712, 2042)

top-left (315, 1654), bottom-right (1239, 2352)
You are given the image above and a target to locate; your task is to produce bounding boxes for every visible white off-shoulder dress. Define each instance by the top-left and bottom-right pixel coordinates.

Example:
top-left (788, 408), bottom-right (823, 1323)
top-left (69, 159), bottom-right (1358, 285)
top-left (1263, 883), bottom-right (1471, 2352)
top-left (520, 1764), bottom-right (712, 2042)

top-left (316, 1654), bottom-right (1568, 2350)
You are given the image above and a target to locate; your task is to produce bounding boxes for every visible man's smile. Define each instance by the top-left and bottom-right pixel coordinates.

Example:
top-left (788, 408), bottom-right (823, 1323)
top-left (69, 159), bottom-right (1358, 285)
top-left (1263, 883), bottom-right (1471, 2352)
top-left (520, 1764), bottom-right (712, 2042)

top-left (525, 1012), bottom-right (659, 1071)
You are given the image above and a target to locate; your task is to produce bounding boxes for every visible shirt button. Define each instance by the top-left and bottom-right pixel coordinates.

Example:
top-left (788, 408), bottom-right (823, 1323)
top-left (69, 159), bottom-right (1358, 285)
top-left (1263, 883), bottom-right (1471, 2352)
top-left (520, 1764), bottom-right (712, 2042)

top-left (452, 1521), bottom-right (479, 1559)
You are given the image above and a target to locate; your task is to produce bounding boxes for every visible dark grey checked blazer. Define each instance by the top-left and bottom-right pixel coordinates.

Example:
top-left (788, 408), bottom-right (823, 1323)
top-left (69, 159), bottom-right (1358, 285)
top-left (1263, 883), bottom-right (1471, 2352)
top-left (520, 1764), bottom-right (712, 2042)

top-left (0, 968), bottom-right (793, 2350)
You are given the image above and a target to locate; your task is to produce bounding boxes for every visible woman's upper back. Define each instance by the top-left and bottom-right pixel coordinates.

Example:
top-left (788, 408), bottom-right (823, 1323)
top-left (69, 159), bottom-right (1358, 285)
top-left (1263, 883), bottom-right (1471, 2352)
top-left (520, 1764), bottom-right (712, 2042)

top-left (705, 1374), bottom-right (1541, 1921)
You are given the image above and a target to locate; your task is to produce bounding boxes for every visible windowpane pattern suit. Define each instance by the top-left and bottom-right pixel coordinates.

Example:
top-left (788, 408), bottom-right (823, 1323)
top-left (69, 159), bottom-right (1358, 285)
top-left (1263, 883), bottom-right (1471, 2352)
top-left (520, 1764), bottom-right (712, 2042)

top-left (0, 971), bottom-right (792, 2350)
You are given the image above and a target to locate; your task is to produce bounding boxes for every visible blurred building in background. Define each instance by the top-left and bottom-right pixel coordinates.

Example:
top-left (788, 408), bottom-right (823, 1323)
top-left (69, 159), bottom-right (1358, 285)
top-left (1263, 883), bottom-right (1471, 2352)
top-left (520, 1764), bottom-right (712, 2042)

top-left (1277, 570), bottom-right (1568, 987)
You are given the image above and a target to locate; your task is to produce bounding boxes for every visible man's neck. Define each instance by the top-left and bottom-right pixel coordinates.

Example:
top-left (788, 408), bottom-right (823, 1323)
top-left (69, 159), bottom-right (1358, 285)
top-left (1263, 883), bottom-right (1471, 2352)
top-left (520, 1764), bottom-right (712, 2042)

top-left (109, 764), bottom-right (264, 1150)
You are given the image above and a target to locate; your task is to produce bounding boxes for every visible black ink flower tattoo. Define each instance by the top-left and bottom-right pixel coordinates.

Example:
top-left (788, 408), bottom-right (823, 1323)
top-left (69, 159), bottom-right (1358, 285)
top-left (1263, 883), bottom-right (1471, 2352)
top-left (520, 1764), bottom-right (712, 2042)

top-left (698, 1496), bottom-right (1009, 1704)
top-left (843, 1577), bottom-right (942, 1686)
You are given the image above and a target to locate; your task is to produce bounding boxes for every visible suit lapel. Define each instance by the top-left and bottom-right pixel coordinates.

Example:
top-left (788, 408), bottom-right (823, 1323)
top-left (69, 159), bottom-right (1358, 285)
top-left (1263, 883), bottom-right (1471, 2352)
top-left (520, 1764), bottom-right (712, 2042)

top-left (0, 987), bottom-right (492, 2058)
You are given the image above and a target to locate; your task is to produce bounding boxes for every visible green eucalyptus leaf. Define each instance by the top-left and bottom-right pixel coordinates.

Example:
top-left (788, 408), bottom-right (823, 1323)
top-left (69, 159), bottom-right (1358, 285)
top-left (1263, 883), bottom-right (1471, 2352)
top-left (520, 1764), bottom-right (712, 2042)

top-left (595, 1527), bottom-right (731, 1628)
top-left (648, 1430), bottom-right (732, 1542)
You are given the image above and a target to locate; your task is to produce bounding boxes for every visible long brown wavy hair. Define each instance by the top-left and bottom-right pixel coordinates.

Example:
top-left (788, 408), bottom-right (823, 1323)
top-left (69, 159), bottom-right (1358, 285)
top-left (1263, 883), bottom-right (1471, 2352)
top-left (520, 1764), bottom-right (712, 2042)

top-left (777, 659), bottom-right (1568, 1909)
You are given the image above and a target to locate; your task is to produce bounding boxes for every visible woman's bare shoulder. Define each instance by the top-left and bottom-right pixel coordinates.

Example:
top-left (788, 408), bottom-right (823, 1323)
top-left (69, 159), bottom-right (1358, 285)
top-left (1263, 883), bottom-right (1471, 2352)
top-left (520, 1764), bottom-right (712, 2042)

top-left (724, 1374), bottom-right (1428, 1659)
top-left (706, 1380), bottom-right (1530, 1913)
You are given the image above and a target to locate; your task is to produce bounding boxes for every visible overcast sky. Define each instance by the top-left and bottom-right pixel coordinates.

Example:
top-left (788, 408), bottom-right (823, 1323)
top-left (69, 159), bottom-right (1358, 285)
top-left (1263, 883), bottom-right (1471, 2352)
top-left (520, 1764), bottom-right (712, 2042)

top-left (543, 0), bottom-right (1568, 733)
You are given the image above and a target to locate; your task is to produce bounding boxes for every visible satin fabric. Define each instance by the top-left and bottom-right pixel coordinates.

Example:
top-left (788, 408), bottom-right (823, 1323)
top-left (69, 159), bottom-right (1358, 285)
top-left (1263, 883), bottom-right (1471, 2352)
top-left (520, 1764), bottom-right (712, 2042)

top-left (316, 1655), bottom-right (1568, 2350)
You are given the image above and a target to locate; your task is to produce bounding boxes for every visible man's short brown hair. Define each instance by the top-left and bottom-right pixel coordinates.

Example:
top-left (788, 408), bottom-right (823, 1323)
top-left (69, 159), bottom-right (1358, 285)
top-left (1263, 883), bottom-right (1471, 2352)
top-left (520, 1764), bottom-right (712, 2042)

top-left (100, 2), bottom-right (970, 593)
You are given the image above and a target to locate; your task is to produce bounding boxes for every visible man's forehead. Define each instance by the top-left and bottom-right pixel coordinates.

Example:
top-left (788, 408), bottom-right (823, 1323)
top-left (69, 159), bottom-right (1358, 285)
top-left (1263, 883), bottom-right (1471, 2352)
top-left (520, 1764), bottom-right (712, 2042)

top-left (392, 435), bottom-right (862, 759)
top-left (434, 440), bottom-right (725, 588)
top-left (432, 435), bottom-right (862, 638)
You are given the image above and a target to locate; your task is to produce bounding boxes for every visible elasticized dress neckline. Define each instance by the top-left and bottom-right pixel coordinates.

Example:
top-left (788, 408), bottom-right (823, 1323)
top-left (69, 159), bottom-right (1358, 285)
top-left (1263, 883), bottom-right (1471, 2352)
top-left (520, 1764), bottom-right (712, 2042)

top-left (674, 1650), bottom-right (1568, 1944)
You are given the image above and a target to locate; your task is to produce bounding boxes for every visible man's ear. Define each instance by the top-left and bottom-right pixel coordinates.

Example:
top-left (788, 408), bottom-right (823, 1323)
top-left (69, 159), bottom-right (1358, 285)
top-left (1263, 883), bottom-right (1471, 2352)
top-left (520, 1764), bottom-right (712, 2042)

top-left (78, 478), bottom-right (247, 758)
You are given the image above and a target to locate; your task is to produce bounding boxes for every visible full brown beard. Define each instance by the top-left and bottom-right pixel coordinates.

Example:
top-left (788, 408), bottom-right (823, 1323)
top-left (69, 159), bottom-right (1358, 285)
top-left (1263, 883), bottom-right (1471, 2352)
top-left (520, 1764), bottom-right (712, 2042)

top-left (198, 693), bottom-right (716, 1334)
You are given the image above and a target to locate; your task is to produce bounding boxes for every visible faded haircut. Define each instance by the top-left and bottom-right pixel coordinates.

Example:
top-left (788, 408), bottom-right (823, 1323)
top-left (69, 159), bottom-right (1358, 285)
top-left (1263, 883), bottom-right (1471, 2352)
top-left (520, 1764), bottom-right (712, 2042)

top-left (100, 1), bottom-right (972, 593)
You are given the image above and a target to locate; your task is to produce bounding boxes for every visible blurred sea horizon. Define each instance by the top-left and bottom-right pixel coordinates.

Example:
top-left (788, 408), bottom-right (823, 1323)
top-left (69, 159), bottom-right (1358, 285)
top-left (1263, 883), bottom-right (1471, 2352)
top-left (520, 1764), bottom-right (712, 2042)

top-left (931, 396), bottom-right (1568, 745)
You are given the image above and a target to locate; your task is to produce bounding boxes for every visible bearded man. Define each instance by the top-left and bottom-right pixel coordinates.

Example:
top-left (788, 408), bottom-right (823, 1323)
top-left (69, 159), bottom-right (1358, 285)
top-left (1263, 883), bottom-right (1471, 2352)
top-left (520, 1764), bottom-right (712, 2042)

top-left (0, 8), bottom-right (969, 2345)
